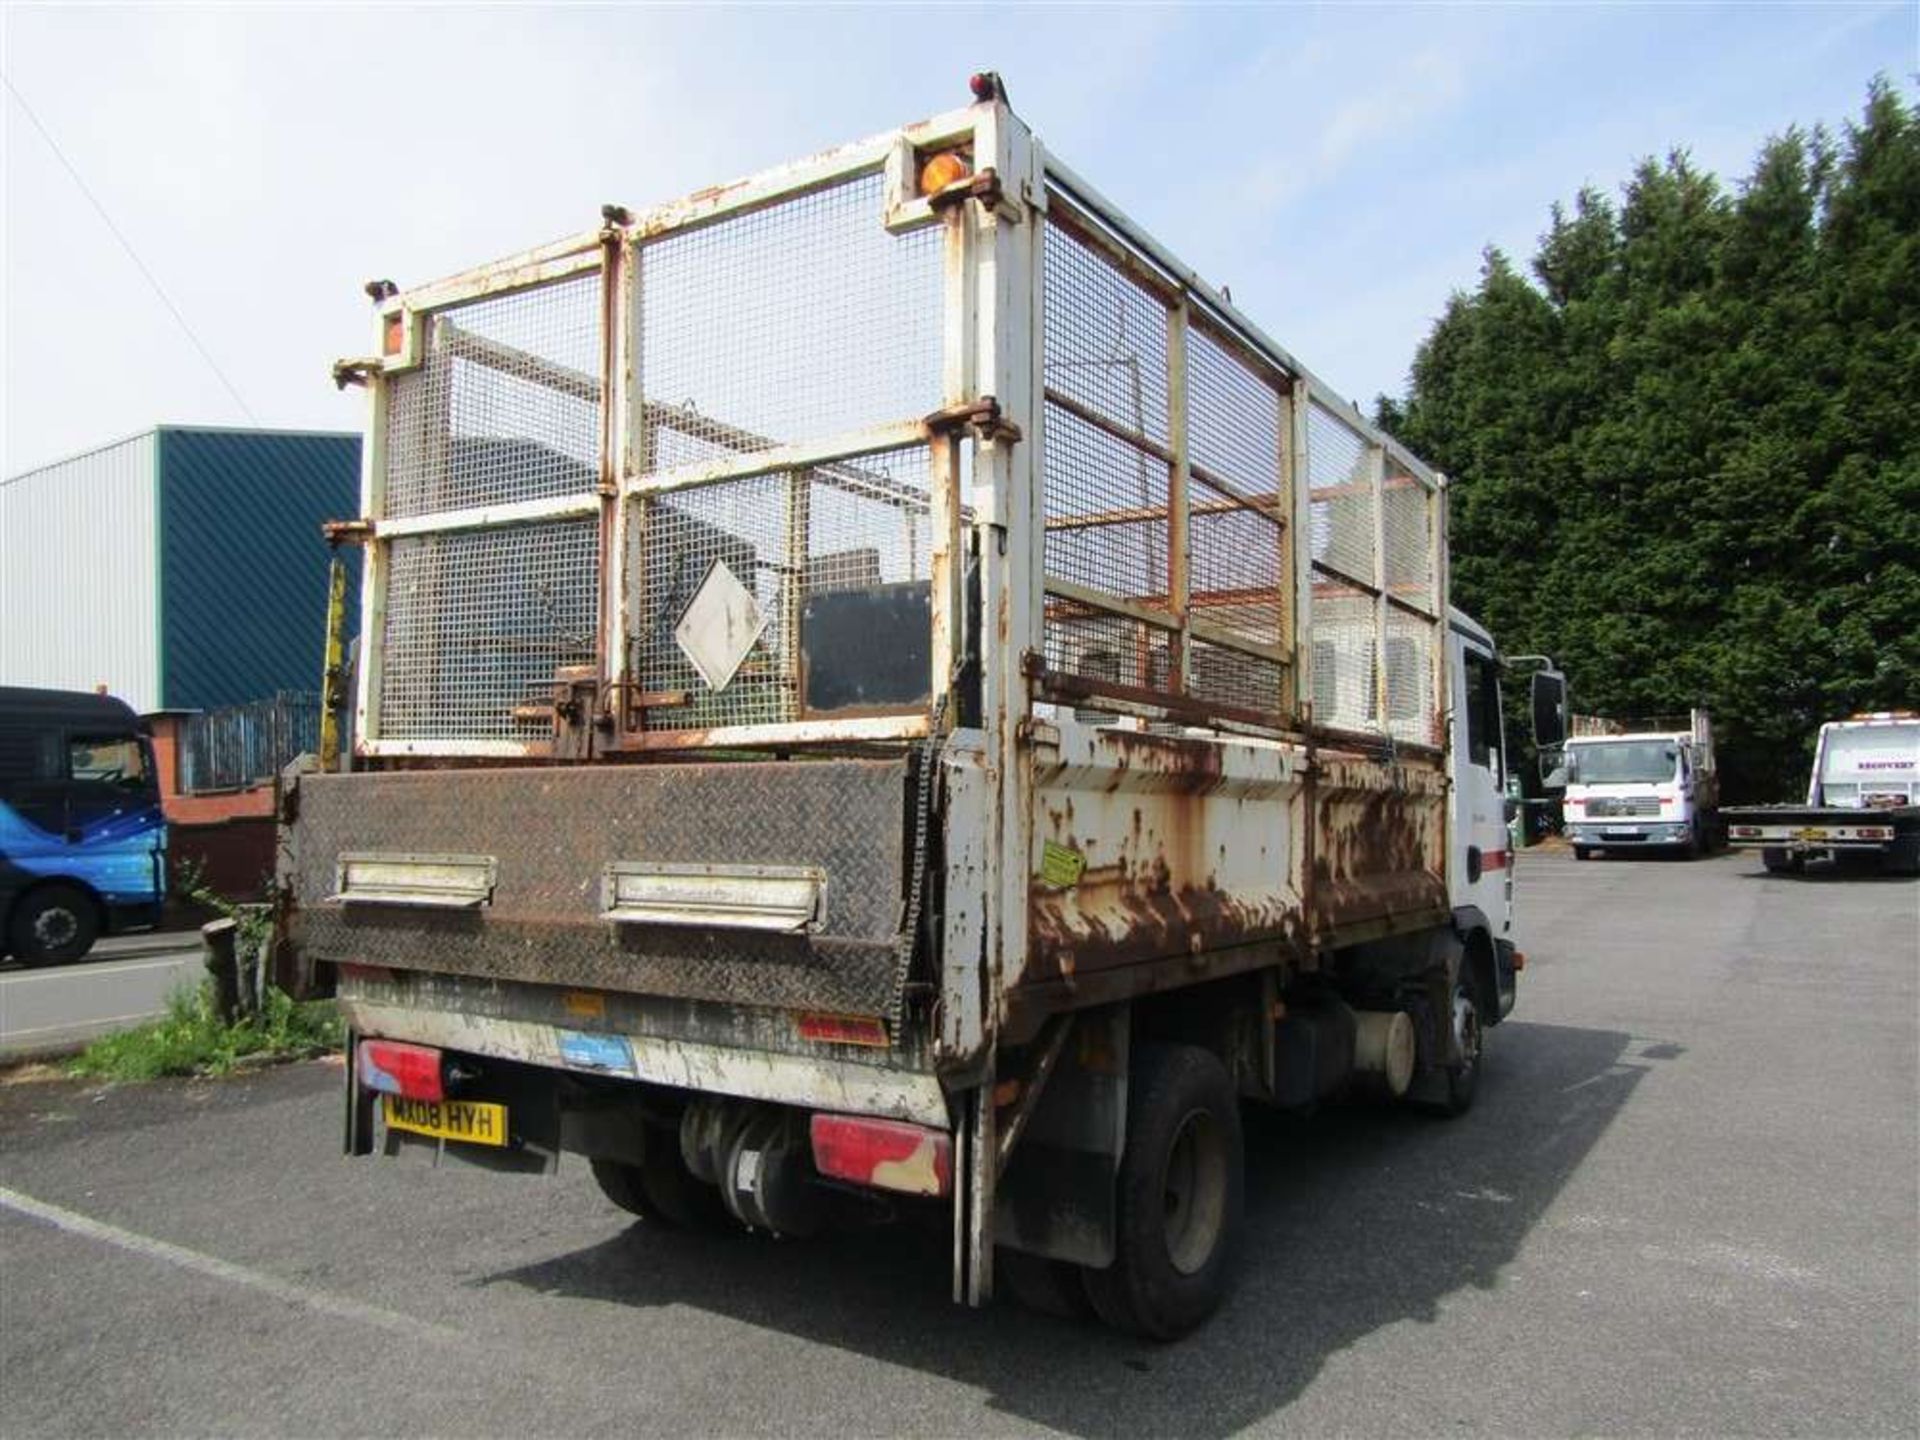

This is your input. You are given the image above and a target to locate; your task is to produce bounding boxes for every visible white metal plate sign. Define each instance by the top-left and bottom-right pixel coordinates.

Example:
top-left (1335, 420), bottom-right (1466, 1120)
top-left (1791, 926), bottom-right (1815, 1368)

top-left (674, 560), bottom-right (767, 692)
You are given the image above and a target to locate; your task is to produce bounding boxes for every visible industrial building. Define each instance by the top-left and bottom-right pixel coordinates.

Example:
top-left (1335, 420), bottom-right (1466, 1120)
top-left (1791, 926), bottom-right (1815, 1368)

top-left (1, 425), bottom-right (359, 713)
top-left (3, 426), bottom-right (360, 895)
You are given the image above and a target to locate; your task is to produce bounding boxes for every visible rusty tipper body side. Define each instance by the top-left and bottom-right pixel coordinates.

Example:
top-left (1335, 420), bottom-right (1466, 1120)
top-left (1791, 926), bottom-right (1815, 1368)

top-left (289, 78), bottom-right (1533, 1338)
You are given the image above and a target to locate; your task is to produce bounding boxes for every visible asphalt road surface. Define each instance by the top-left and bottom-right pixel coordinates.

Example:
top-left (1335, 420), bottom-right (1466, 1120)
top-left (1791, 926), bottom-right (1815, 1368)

top-left (0, 933), bottom-right (205, 1060)
top-left (2, 852), bottom-right (1915, 1437)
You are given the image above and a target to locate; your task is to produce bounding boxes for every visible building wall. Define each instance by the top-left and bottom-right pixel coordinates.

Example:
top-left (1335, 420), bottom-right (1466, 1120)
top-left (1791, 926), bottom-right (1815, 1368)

top-left (147, 714), bottom-right (276, 824)
top-left (156, 427), bottom-right (361, 711)
top-left (0, 431), bottom-right (160, 710)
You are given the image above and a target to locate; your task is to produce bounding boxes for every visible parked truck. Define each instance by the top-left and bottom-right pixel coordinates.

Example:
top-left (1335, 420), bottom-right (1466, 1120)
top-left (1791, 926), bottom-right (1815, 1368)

top-left (1, 687), bottom-right (166, 963)
top-left (1724, 713), bottom-right (1920, 874)
top-left (1560, 709), bottom-right (1719, 859)
top-left (284, 77), bottom-right (1567, 1338)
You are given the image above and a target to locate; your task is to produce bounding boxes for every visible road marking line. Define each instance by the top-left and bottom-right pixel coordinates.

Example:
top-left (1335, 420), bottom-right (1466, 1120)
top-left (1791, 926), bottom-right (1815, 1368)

top-left (1, 956), bottom-right (201, 985)
top-left (2, 1012), bottom-right (175, 1040)
top-left (0, 1186), bottom-right (462, 1344)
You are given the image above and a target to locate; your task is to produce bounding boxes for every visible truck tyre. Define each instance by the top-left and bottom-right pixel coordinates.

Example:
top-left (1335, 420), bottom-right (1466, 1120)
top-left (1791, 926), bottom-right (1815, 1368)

top-left (1572, 845), bottom-right (1591, 862)
top-left (1761, 848), bottom-right (1802, 875)
top-left (1080, 1044), bottom-right (1243, 1340)
top-left (591, 1127), bottom-right (727, 1228)
top-left (997, 1249), bottom-right (1093, 1320)
top-left (1415, 975), bottom-right (1484, 1118)
top-left (8, 884), bottom-right (99, 965)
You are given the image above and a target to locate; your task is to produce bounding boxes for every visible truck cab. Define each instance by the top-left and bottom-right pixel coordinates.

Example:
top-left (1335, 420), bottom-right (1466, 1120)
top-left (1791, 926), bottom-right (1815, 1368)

top-left (1448, 612), bottom-right (1517, 1017)
top-left (0, 687), bottom-right (167, 962)
top-left (1562, 710), bottom-right (1718, 859)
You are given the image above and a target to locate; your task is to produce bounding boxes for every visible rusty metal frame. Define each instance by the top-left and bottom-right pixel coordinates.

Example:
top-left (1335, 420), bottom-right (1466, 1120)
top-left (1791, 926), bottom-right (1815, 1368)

top-left (350, 115), bottom-right (1000, 760)
top-left (353, 243), bottom-right (609, 759)
top-left (1037, 189), bottom-right (1307, 726)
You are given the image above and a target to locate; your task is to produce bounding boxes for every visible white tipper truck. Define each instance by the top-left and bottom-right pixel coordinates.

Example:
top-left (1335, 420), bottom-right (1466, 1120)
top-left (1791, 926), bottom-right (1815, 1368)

top-left (1724, 713), bottom-right (1920, 874)
top-left (1561, 710), bottom-right (1719, 859)
top-left (285, 74), bottom-right (1569, 1339)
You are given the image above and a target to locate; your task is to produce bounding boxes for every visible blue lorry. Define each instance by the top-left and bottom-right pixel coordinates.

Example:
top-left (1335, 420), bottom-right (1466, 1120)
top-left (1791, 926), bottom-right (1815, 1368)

top-left (0, 687), bottom-right (167, 963)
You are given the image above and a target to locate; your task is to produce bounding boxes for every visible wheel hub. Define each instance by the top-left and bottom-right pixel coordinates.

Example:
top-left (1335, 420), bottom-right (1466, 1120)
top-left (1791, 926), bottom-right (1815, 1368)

top-left (33, 907), bottom-right (79, 949)
top-left (1160, 1108), bottom-right (1228, 1276)
top-left (1454, 990), bottom-right (1482, 1073)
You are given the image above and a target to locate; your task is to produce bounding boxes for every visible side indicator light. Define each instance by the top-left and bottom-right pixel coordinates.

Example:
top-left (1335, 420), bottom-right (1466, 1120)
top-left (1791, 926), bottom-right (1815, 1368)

top-left (356, 1038), bottom-right (444, 1102)
top-left (381, 312), bottom-right (406, 356)
top-left (1512, 950), bottom-right (1527, 972)
top-left (810, 1114), bottom-right (951, 1197)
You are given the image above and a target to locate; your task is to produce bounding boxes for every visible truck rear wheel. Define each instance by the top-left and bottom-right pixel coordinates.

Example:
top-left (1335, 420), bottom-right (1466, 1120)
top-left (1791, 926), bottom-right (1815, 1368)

top-left (1080, 1044), bottom-right (1243, 1340)
top-left (590, 1126), bottom-right (726, 1228)
top-left (1761, 848), bottom-right (1802, 875)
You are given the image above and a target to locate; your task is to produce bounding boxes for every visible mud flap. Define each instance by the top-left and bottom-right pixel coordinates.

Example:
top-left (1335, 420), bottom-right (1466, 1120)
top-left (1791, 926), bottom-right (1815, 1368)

top-left (993, 1003), bottom-right (1129, 1269)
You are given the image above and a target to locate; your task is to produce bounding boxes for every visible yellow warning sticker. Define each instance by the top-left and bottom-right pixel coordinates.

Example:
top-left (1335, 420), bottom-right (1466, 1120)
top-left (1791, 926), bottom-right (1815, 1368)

top-left (1039, 841), bottom-right (1087, 889)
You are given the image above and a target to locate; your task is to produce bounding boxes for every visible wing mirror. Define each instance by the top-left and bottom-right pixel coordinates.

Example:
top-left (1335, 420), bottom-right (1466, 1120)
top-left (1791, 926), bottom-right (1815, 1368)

top-left (1531, 669), bottom-right (1568, 750)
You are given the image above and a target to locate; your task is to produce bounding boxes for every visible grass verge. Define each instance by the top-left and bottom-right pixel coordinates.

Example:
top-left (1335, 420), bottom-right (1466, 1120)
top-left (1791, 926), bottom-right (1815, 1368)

top-left (68, 984), bottom-right (344, 1083)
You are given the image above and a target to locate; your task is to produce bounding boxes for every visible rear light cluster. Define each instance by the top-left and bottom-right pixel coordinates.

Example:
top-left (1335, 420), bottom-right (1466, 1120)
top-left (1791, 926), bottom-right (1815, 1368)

top-left (1733, 826), bottom-right (1762, 838)
top-left (810, 1114), bottom-right (951, 1197)
top-left (794, 1012), bottom-right (889, 1048)
top-left (356, 1039), bottom-right (444, 1102)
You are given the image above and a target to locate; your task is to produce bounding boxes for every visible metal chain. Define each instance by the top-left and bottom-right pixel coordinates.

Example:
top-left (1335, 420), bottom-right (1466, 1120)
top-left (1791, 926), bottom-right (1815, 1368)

top-left (889, 691), bottom-right (949, 1029)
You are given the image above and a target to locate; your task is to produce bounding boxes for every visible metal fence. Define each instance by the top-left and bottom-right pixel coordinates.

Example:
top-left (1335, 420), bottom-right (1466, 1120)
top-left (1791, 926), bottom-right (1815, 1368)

top-left (178, 692), bottom-right (321, 793)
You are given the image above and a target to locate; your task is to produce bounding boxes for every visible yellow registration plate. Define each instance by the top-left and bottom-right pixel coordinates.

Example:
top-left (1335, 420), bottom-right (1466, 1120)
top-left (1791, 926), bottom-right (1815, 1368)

top-left (1796, 827), bottom-right (1830, 842)
top-left (383, 1095), bottom-right (508, 1147)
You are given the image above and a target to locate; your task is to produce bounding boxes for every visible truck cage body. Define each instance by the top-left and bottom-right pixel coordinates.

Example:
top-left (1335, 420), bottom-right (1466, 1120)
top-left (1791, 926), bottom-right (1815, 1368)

top-left (290, 91), bottom-right (1458, 1301)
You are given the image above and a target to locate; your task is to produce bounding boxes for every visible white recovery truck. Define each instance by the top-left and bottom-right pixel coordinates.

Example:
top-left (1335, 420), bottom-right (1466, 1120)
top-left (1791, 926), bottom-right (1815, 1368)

top-left (284, 76), bottom-right (1567, 1338)
top-left (1724, 714), bottom-right (1920, 874)
top-left (1561, 710), bottom-right (1719, 859)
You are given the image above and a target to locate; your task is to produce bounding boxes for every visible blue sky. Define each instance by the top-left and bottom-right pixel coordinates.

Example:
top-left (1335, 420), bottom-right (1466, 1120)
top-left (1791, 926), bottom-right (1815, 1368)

top-left (3, 2), bottom-right (1913, 474)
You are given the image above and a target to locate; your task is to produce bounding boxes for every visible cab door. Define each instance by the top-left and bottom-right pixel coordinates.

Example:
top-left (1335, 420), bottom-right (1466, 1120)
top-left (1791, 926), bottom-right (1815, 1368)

top-left (1449, 637), bottom-right (1510, 931)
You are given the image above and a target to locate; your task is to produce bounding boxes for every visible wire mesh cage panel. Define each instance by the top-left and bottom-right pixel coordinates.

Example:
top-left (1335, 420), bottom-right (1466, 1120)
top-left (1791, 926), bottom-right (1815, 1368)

top-left (1190, 638), bottom-right (1286, 715)
top-left (1384, 607), bottom-right (1437, 745)
top-left (635, 174), bottom-right (944, 472)
top-left (1040, 202), bottom-right (1297, 725)
top-left (1042, 399), bottom-right (1169, 601)
top-left (1042, 607), bottom-right (1173, 695)
top-left (1310, 590), bottom-right (1378, 733)
top-left (378, 518), bottom-right (600, 740)
top-left (383, 273), bottom-right (602, 520)
top-left (1383, 459), bottom-right (1435, 615)
top-left (1042, 219), bottom-right (1172, 445)
top-left (629, 447), bottom-right (932, 731)
top-left (1187, 323), bottom-right (1282, 498)
top-left (1040, 213), bottom-right (1174, 690)
top-left (1306, 401), bottom-right (1375, 586)
top-left (1189, 477), bottom-right (1285, 644)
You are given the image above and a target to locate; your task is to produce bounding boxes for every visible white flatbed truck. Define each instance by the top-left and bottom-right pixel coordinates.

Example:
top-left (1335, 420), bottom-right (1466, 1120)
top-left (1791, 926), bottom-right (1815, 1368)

top-left (1725, 714), bottom-right (1920, 874)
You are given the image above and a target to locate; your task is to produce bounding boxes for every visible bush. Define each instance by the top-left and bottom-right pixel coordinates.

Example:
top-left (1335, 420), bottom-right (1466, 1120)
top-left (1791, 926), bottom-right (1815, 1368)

top-left (68, 982), bottom-right (343, 1083)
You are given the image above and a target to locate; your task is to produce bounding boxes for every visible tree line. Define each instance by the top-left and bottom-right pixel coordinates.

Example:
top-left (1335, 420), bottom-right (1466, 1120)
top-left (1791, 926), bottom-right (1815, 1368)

top-left (1379, 79), bottom-right (1918, 802)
